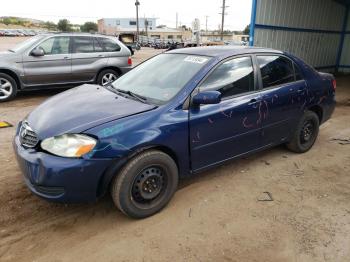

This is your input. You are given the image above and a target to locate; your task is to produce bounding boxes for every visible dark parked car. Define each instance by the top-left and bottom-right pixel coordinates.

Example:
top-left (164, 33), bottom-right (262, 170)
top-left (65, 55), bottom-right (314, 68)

top-left (0, 33), bottom-right (132, 101)
top-left (14, 46), bottom-right (336, 218)
top-left (3, 30), bottom-right (16, 37)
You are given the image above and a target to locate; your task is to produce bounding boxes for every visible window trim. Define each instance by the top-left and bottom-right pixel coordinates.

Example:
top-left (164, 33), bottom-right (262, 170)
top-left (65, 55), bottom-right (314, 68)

top-left (293, 61), bottom-right (304, 81)
top-left (196, 54), bottom-right (259, 101)
top-left (254, 53), bottom-right (305, 91)
top-left (29, 36), bottom-right (72, 56)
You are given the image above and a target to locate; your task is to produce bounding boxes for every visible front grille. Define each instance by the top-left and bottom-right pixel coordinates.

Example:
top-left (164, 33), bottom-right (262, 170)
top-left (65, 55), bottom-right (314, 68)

top-left (19, 121), bottom-right (39, 148)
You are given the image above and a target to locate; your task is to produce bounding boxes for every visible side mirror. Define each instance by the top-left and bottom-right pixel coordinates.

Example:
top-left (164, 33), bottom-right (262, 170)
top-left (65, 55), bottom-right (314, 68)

top-left (192, 90), bottom-right (222, 105)
top-left (31, 48), bottom-right (44, 57)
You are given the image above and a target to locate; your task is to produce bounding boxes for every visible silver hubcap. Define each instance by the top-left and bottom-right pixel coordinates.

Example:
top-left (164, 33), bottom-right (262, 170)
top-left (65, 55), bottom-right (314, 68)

top-left (0, 78), bottom-right (13, 99)
top-left (101, 73), bottom-right (117, 86)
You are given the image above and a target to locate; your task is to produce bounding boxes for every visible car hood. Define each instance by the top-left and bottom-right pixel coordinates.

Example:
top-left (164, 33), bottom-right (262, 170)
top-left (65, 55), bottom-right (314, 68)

top-left (0, 51), bottom-right (16, 57)
top-left (27, 84), bottom-right (157, 139)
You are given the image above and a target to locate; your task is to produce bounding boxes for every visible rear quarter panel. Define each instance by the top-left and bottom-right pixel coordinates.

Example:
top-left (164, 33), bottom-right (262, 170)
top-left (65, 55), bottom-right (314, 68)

top-left (288, 54), bottom-right (336, 124)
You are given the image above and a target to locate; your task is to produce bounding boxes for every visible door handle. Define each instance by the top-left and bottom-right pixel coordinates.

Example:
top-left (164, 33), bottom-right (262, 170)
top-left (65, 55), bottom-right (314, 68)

top-left (297, 88), bottom-right (306, 93)
top-left (98, 54), bottom-right (105, 57)
top-left (248, 98), bottom-right (261, 105)
top-left (63, 56), bottom-right (69, 59)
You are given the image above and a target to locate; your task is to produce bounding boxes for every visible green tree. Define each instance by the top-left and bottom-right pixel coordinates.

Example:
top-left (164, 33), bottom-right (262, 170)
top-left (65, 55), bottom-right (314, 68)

top-left (80, 21), bottom-right (98, 32)
top-left (57, 19), bottom-right (72, 32)
top-left (243, 24), bottom-right (250, 35)
top-left (44, 21), bottom-right (57, 31)
top-left (2, 17), bottom-right (13, 25)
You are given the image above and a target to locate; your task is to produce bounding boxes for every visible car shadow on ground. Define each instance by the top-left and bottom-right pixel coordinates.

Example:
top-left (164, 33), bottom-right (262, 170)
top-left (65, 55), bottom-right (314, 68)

top-left (16, 88), bottom-right (70, 99)
top-left (21, 145), bottom-right (287, 220)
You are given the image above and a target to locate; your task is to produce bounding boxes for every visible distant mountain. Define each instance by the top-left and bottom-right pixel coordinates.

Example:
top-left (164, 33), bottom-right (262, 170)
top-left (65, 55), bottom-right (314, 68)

top-left (0, 16), bottom-right (45, 25)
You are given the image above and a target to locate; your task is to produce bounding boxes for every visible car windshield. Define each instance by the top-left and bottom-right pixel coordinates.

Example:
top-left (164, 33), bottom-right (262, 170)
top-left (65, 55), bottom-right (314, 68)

top-left (9, 35), bottom-right (45, 53)
top-left (111, 53), bottom-right (211, 104)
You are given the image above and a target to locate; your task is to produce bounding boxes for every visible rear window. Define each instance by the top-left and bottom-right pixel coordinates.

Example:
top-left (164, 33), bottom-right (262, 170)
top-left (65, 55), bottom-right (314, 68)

top-left (98, 38), bottom-right (121, 52)
top-left (73, 37), bottom-right (102, 53)
top-left (257, 55), bottom-right (295, 88)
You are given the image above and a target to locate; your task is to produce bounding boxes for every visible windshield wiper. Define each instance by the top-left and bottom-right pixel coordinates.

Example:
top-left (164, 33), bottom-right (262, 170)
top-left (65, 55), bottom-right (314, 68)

top-left (115, 88), bottom-right (148, 103)
top-left (8, 49), bottom-right (15, 53)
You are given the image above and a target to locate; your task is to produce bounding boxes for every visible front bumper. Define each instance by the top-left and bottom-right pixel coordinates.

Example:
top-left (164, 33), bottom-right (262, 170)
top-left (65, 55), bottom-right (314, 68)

top-left (13, 135), bottom-right (113, 203)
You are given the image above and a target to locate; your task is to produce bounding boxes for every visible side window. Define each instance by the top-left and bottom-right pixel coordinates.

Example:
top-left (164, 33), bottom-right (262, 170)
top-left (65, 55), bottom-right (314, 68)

top-left (199, 56), bottom-right (255, 98)
top-left (257, 55), bottom-right (295, 88)
top-left (37, 37), bottom-right (70, 55)
top-left (73, 37), bottom-right (94, 53)
top-left (98, 38), bottom-right (121, 52)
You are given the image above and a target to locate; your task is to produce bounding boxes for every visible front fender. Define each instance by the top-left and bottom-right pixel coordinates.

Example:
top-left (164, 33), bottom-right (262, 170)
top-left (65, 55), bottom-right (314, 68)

top-left (84, 107), bottom-right (190, 177)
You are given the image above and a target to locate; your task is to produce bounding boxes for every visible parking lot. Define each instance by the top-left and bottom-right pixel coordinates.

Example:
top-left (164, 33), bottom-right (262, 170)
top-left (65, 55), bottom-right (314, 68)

top-left (1, 37), bottom-right (350, 261)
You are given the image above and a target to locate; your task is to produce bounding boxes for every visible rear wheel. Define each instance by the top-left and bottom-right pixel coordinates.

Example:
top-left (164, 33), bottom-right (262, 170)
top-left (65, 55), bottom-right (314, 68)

top-left (0, 73), bottom-right (17, 102)
top-left (97, 69), bottom-right (120, 86)
top-left (286, 111), bottom-right (319, 153)
top-left (111, 150), bottom-right (178, 219)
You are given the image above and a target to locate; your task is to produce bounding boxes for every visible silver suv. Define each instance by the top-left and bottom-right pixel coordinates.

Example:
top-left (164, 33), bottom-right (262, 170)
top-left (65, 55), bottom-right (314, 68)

top-left (0, 33), bottom-right (132, 102)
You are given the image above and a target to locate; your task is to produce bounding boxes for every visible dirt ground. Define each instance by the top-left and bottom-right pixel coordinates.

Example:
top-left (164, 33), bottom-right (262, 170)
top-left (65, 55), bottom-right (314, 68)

top-left (0, 37), bottom-right (350, 262)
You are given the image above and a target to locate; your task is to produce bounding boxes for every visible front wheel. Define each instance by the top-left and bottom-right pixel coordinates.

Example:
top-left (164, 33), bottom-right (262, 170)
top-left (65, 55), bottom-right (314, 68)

top-left (111, 150), bottom-right (178, 219)
top-left (286, 111), bottom-right (320, 153)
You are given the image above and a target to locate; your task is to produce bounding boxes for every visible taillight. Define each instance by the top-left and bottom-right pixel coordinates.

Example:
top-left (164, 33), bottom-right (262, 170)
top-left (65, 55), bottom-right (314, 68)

top-left (332, 79), bottom-right (336, 91)
top-left (128, 57), bottom-right (132, 66)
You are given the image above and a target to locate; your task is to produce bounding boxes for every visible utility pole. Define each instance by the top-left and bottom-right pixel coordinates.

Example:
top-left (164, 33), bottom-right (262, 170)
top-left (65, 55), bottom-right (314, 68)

top-left (219, 0), bottom-right (229, 41)
top-left (176, 12), bottom-right (178, 28)
top-left (205, 15), bottom-right (209, 33)
top-left (135, 0), bottom-right (140, 42)
top-left (145, 18), bottom-right (148, 37)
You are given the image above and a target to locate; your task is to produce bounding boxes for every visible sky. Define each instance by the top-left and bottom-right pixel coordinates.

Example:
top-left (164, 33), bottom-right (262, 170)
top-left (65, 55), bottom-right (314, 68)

top-left (1, 0), bottom-right (252, 31)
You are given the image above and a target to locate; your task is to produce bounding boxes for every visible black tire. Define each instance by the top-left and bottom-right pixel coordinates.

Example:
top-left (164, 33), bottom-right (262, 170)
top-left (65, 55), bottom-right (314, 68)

top-left (286, 111), bottom-right (320, 153)
top-left (0, 73), bottom-right (17, 102)
top-left (111, 150), bottom-right (178, 219)
top-left (97, 69), bottom-right (120, 86)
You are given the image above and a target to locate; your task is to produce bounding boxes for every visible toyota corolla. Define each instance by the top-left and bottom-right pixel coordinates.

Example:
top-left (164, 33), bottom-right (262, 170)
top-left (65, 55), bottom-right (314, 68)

top-left (14, 46), bottom-right (336, 218)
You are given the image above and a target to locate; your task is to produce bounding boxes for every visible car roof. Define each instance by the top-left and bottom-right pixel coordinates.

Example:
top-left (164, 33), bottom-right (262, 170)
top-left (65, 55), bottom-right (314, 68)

top-left (39, 32), bottom-right (114, 38)
top-left (167, 46), bottom-right (283, 58)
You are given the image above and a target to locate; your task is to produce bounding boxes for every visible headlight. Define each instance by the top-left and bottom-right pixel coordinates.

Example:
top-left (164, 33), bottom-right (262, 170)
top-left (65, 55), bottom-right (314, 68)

top-left (41, 134), bottom-right (97, 158)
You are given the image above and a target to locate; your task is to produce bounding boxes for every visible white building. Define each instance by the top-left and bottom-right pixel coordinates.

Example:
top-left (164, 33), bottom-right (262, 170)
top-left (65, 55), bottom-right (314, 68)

top-left (98, 18), bottom-right (157, 35)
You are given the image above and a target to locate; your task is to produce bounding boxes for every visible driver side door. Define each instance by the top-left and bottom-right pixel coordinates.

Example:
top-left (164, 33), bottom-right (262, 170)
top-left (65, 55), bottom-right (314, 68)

top-left (23, 36), bottom-right (72, 86)
top-left (189, 56), bottom-right (263, 172)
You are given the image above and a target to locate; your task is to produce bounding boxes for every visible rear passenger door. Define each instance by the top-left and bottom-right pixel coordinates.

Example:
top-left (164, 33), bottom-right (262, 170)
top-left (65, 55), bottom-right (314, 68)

top-left (256, 55), bottom-right (307, 146)
top-left (71, 36), bottom-right (107, 82)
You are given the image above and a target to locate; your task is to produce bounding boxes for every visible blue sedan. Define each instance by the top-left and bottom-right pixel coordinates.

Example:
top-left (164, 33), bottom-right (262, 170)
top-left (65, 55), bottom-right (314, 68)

top-left (14, 46), bottom-right (336, 218)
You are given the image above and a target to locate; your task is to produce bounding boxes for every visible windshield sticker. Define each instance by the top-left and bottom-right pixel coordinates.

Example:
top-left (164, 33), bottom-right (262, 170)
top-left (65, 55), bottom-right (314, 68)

top-left (184, 56), bottom-right (208, 64)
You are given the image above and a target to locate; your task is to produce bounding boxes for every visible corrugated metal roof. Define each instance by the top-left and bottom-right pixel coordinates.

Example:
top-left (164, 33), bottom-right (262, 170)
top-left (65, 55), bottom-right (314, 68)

top-left (253, 0), bottom-right (348, 69)
top-left (256, 0), bottom-right (345, 31)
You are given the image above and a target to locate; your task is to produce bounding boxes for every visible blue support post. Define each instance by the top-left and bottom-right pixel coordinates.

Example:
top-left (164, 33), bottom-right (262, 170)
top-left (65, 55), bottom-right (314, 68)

top-left (249, 0), bottom-right (258, 46)
top-left (336, 5), bottom-right (349, 71)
